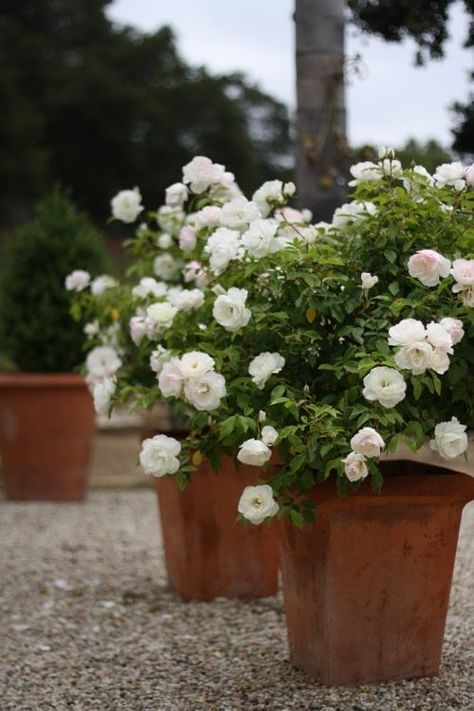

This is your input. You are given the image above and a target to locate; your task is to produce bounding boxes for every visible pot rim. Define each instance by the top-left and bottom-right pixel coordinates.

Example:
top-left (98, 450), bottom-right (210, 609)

top-left (0, 372), bottom-right (88, 388)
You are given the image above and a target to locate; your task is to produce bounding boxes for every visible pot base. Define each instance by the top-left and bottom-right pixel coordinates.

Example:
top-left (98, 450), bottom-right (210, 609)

top-left (279, 463), bottom-right (474, 686)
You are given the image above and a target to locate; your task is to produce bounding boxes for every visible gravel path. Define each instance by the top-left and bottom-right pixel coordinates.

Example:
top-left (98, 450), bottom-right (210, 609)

top-left (0, 491), bottom-right (472, 711)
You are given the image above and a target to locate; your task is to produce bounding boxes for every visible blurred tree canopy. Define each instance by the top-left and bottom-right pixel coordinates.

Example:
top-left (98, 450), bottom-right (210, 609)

top-left (0, 0), bottom-right (292, 224)
top-left (348, 0), bottom-right (474, 157)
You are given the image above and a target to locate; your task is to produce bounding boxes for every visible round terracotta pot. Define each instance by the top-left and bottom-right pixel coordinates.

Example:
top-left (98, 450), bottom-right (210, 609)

top-left (278, 461), bottom-right (474, 686)
top-left (0, 373), bottom-right (95, 501)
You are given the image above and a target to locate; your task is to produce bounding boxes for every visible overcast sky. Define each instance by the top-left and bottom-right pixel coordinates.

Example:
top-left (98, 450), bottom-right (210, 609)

top-left (108, 0), bottom-right (472, 148)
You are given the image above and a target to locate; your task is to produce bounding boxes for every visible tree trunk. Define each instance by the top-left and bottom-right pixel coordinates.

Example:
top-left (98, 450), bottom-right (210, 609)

top-left (294, 0), bottom-right (347, 221)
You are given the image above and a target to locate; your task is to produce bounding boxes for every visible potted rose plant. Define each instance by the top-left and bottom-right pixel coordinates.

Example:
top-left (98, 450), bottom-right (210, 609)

top-left (111, 151), bottom-right (473, 683)
top-left (0, 190), bottom-right (107, 500)
top-left (67, 158), bottom-right (302, 600)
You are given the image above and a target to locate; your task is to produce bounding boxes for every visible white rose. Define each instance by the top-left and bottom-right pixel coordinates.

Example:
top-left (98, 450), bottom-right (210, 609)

top-left (439, 317), bottom-right (464, 345)
top-left (145, 302), bottom-right (177, 337)
top-left (248, 352), bottom-right (285, 389)
top-left (158, 233), bottom-right (173, 249)
top-left (342, 451), bottom-right (369, 482)
top-left (407, 250), bottom-right (451, 287)
top-left (378, 146), bottom-right (395, 159)
top-left (349, 161), bottom-right (381, 185)
top-left (139, 434), bottom-right (181, 477)
top-left (178, 226), bottom-right (197, 252)
top-left (394, 341), bottom-right (434, 375)
top-left (205, 227), bottom-right (243, 275)
top-left (363, 366), bottom-right (407, 409)
top-left (238, 484), bottom-right (279, 525)
top-left (174, 289), bottom-right (205, 311)
top-left (237, 439), bottom-right (272, 467)
top-left (464, 163), bottom-right (474, 187)
top-left (361, 272), bottom-right (379, 291)
top-left (213, 288), bottom-right (251, 332)
top-left (261, 426), bottom-right (279, 447)
top-left (156, 205), bottom-right (184, 233)
top-left (193, 205), bottom-right (222, 229)
top-left (132, 277), bottom-right (168, 299)
top-left (451, 259), bottom-right (474, 290)
top-left (86, 346), bottom-right (122, 381)
top-left (153, 254), bottom-right (180, 281)
top-left (84, 320), bottom-right (100, 339)
top-left (166, 286), bottom-right (183, 307)
top-left (165, 182), bottom-right (188, 208)
top-left (183, 260), bottom-right (205, 284)
top-left (91, 275), bottom-right (117, 295)
top-left (241, 219), bottom-right (284, 258)
top-left (65, 269), bottom-right (91, 292)
top-left (149, 346), bottom-right (171, 375)
top-left (129, 315), bottom-right (147, 345)
top-left (183, 371), bottom-right (226, 411)
top-left (433, 162), bottom-right (466, 191)
top-left (182, 156), bottom-right (226, 193)
top-left (111, 188), bottom-right (143, 223)
top-left (252, 180), bottom-right (285, 217)
top-left (93, 378), bottom-right (116, 416)
top-left (219, 196), bottom-right (259, 231)
top-left (350, 427), bottom-right (385, 458)
top-left (388, 319), bottom-right (426, 347)
top-left (429, 417), bottom-right (468, 460)
top-left (258, 410), bottom-right (267, 423)
top-left (158, 359), bottom-right (185, 398)
top-left (179, 351), bottom-right (215, 379)
top-left (332, 201), bottom-right (376, 229)
top-left (426, 322), bottom-right (453, 352)
top-left (429, 348), bottom-right (451, 375)
top-left (403, 165), bottom-right (434, 193)
top-left (378, 158), bottom-right (403, 178)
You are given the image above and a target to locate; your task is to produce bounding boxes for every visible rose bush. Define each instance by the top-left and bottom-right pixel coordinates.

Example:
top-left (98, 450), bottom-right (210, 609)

top-left (68, 153), bottom-right (473, 527)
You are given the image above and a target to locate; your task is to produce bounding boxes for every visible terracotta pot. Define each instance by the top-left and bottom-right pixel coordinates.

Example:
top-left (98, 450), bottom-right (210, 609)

top-left (0, 373), bottom-right (95, 501)
top-left (279, 461), bottom-right (474, 686)
top-left (154, 453), bottom-right (279, 601)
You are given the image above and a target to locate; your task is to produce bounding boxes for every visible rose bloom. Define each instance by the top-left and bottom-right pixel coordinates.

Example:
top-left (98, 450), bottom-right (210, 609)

top-left (248, 352), bottom-right (285, 389)
top-left (183, 371), bottom-right (226, 411)
top-left (65, 269), bottom-right (91, 292)
top-left (388, 318), bottom-right (426, 347)
top-left (174, 289), bottom-right (205, 311)
top-left (86, 346), bottom-right (122, 382)
top-left (252, 180), bottom-right (284, 217)
top-left (407, 249), bottom-right (451, 287)
top-left (238, 484), bottom-right (279, 525)
top-left (451, 259), bottom-right (474, 307)
top-left (213, 288), bottom-right (251, 332)
top-left (363, 366), bottom-right (407, 409)
top-left (237, 439), bottom-right (272, 467)
top-left (93, 378), bottom-right (116, 416)
top-left (361, 272), bottom-right (379, 291)
top-left (219, 196), bottom-right (259, 231)
top-left (178, 226), bottom-right (197, 252)
top-left (145, 302), bottom-right (177, 337)
top-left (342, 452), bottom-right (369, 482)
top-left (464, 163), bottom-right (474, 187)
top-left (193, 205), bottom-right (222, 229)
top-left (165, 182), bottom-right (188, 208)
top-left (241, 219), bottom-right (284, 258)
top-left (205, 227), bottom-right (242, 275)
top-left (153, 254), bottom-right (180, 281)
top-left (179, 351), bottom-right (215, 380)
top-left (158, 359), bottom-right (185, 398)
top-left (132, 277), bottom-right (167, 299)
top-left (182, 156), bottom-right (226, 194)
top-left (158, 233), bottom-right (173, 250)
top-left (349, 161), bottom-right (381, 185)
top-left (350, 427), bottom-right (385, 458)
top-left (429, 349), bottom-right (451, 375)
top-left (429, 417), bottom-right (468, 460)
top-left (111, 188), bottom-right (143, 223)
top-left (439, 317), bottom-right (464, 345)
top-left (394, 341), bottom-right (434, 375)
top-left (261, 425), bottom-right (279, 447)
top-left (129, 315), bottom-right (147, 345)
top-left (426, 322), bottom-right (453, 353)
top-left (433, 162), bottom-right (466, 191)
top-left (91, 274), bottom-right (117, 295)
top-left (149, 346), bottom-right (171, 375)
top-left (139, 434), bottom-right (181, 477)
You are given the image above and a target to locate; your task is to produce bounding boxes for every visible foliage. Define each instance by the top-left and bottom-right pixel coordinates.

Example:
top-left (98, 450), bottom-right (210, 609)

top-left (0, 1), bottom-right (292, 223)
top-left (0, 189), bottom-right (106, 372)
top-left (352, 138), bottom-right (454, 174)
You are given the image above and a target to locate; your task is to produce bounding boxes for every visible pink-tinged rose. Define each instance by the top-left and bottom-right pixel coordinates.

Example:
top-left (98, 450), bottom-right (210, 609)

top-left (129, 316), bottom-right (146, 345)
top-left (407, 249), bottom-right (451, 287)
top-left (439, 317), bottom-right (464, 345)
top-left (179, 226), bottom-right (197, 252)
top-left (350, 427), bottom-right (385, 458)
top-left (342, 452), bottom-right (369, 482)
top-left (451, 259), bottom-right (474, 287)
top-left (158, 359), bottom-right (184, 398)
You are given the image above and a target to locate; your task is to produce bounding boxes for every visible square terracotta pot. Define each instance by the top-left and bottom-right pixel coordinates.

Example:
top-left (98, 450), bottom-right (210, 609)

top-left (156, 456), bottom-right (279, 601)
top-left (279, 462), bottom-right (474, 686)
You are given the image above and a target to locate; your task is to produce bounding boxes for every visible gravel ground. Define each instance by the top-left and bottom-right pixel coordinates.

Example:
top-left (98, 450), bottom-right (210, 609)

top-left (0, 491), bottom-right (472, 711)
